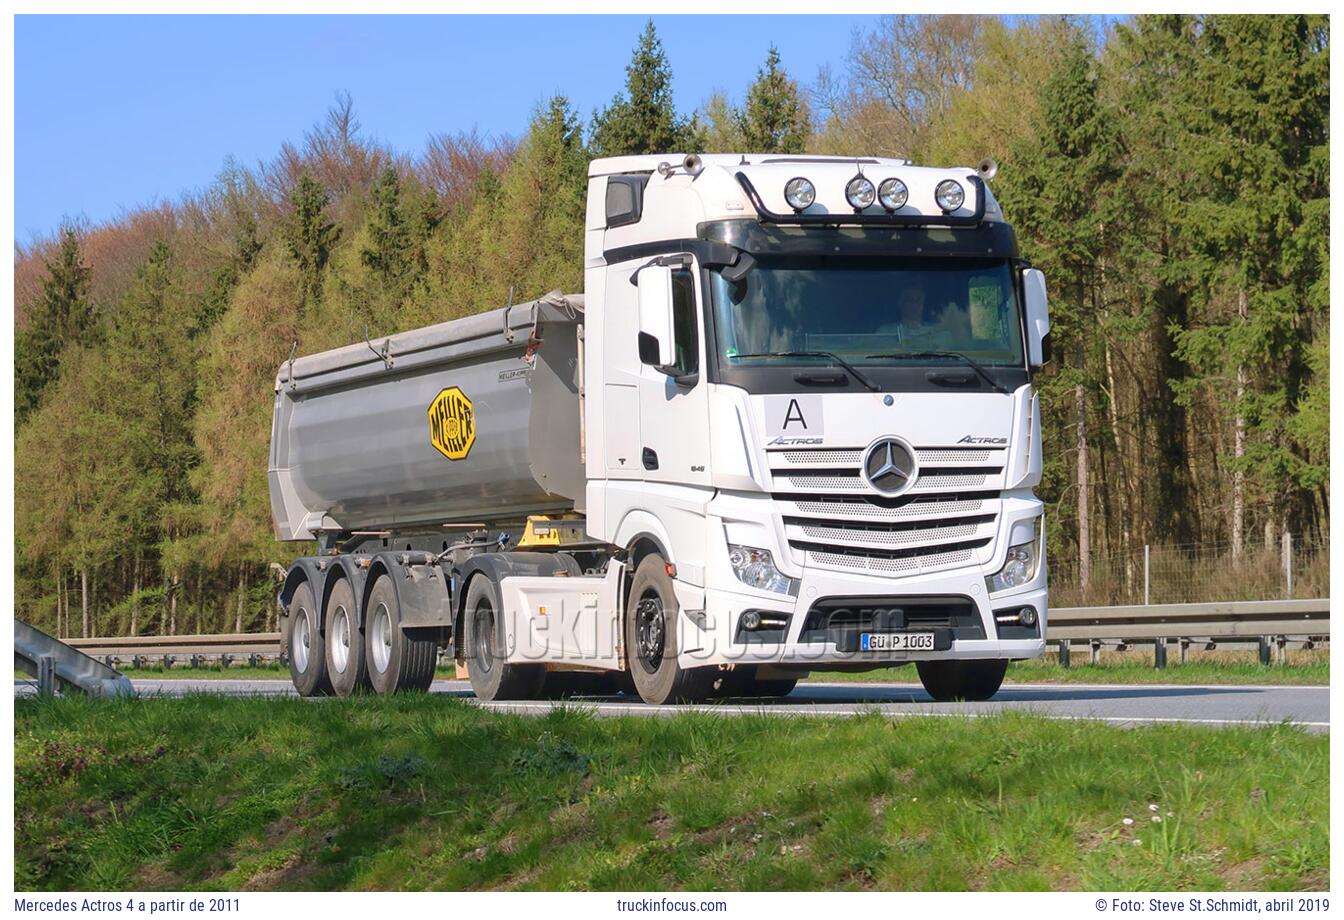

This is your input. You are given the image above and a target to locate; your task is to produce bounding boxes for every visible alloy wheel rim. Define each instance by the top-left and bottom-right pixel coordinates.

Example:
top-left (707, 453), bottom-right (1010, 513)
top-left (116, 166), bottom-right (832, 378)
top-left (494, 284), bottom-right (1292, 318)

top-left (331, 607), bottom-right (350, 672)
top-left (371, 604), bottom-right (392, 673)
top-left (293, 608), bottom-right (310, 672)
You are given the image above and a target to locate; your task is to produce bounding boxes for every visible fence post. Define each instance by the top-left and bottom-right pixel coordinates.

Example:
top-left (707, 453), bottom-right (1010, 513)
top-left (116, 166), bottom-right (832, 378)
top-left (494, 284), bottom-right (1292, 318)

top-left (1283, 533), bottom-right (1293, 598)
top-left (1059, 640), bottom-right (1071, 669)
top-left (1154, 639), bottom-right (1167, 669)
top-left (1258, 636), bottom-right (1271, 666)
top-left (1143, 544), bottom-right (1150, 606)
top-left (1090, 640), bottom-right (1101, 665)
top-left (37, 655), bottom-right (56, 697)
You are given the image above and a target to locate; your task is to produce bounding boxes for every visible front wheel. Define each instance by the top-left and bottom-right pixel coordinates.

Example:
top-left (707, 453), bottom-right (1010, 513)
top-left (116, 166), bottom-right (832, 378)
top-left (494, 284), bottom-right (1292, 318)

top-left (916, 659), bottom-right (1008, 702)
top-left (624, 555), bottom-right (713, 704)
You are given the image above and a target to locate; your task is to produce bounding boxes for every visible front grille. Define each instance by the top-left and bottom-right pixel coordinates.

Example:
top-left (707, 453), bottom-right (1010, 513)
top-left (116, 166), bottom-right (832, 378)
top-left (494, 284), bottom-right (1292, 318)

top-left (768, 445), bottom-right (1005, 575)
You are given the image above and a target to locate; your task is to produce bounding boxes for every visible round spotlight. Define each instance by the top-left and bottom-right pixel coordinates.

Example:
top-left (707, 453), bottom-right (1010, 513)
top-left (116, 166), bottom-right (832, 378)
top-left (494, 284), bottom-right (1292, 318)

top-left (845, 175), bottom-right (877, 211)
top-left (935, 179), bottom-right (966, 212)
top-left (1019, 607), bottom-right (1038, 627)
top-left (741, 611), bottom-right (762, 630)
top-left (784, 177), bottom-right (816, 211)
top-left (878, 177), bottom-right (908, 211)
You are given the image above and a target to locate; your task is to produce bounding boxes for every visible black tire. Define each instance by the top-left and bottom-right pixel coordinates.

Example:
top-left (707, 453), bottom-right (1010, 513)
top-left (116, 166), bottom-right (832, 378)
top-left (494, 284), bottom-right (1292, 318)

top-left (364, 574), bottom-right (437, 695)
top-left (916, 659), bottom-right (1008, 702)
top-left (323, 578), bottom-right (369, 697)
top-left (287, 581), bottom-right (331, 697)
top-left (463, 576), bottom-right (545, 701)
top-left (712, 667), bottom-right (798, 698)
top-left (753, 678), bottom-right (799, 698)
top-left (625, 555), bottom-right (714, 705)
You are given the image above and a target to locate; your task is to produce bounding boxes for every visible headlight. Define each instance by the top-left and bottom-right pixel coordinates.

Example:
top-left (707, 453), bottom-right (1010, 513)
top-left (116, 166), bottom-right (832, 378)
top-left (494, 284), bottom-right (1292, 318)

top-left (784, 177), bottom-right (815, 211)
top-left (877, 177), bottom-right (908, 211)
top-left (935, 179), bottom-right (965, 212)
top-left (986, 518), bottom-right (1042, 593)
top-left (845, 175), bottom-right (876, 210)
top-left (727, 544), bottom-right (796, 595)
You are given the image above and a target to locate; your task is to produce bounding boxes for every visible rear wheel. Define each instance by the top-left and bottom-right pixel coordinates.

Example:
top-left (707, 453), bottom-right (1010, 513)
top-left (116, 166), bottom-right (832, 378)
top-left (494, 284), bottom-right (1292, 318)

top-left (463, 576), bottom-right (545, 701)
top-left (625, 555), bottom-right (713, 704)
top-left (916, 659), bottom-right (1008, 702)
top-left (364, 574), bottom-right (436, 695)
top-left (324, 578), bottom-right (368, 697)
top-left (287, 582), bottom-right (331, 697)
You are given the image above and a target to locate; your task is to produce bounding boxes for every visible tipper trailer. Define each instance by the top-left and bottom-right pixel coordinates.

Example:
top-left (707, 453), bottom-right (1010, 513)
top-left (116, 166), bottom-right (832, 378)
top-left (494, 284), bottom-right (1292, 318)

top-left (270, 152), bottom-right (1052, 704)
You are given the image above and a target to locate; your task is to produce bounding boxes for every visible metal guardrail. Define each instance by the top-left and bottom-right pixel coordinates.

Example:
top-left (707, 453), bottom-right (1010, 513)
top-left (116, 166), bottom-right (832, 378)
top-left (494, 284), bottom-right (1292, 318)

top-left (66, 632), bottom-right (283, 669)
top-left (1049, 598), bottom-right (1329, 667)
top-left (56, 598), bottom-right (1330, 672)
top-left (15, 619), bottom-right (135, 696)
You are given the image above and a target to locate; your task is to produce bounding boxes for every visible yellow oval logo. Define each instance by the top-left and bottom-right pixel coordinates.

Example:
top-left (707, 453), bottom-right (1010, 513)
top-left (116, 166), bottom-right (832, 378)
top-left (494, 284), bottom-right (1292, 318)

top-left (428, 387), bottom-right (475, 461)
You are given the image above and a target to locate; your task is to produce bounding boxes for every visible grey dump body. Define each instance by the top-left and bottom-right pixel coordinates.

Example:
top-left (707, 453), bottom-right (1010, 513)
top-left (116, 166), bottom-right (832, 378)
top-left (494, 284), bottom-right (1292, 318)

top-left (269, 292), bottom-right (585, 541)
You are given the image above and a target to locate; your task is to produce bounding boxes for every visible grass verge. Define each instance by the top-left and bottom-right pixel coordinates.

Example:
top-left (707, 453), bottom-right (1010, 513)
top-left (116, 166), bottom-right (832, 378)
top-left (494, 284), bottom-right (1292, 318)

top-left (15, 694), bottom-right (1327, 891)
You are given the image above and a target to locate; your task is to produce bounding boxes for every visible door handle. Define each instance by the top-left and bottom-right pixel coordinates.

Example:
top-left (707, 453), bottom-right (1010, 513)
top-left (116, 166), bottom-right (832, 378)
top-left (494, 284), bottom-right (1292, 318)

top-left (642, 447), bottom-right (659, 470)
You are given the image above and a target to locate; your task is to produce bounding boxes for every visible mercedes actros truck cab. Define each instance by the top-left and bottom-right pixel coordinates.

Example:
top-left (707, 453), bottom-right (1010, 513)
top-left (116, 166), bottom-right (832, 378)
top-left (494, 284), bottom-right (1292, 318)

top-left (269, 152), bottom-right (1052, 704)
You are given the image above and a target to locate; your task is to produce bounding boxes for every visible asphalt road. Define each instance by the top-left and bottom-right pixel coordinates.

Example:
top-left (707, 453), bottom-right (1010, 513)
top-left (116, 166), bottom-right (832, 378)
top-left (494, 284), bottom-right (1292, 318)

top-left (16, 677), bottom-right (1329, 732)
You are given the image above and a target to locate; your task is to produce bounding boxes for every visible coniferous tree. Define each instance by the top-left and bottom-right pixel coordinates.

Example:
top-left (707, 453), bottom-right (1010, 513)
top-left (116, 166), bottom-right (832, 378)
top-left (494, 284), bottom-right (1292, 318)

top-left (15, 225), bottom-right (93, 423)
top-left (738, 46), bottom-right (810, 153)
top-left (590, 21), bottom-right (702, 157)
top-left (1006, 31), bottom-right (1120, 585)
top-left (282, 173), bottom-right (340, 310)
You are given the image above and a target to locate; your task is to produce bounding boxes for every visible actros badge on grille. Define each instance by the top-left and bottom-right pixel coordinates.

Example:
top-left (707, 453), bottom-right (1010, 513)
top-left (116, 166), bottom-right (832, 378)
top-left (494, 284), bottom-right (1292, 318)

top-left (862, 437), bottom-right (918, 496)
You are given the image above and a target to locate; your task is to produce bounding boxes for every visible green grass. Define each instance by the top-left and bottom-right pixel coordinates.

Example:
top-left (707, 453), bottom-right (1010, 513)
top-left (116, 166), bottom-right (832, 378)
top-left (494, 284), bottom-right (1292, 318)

top-left (15, 695), bottom-right (1327, 892)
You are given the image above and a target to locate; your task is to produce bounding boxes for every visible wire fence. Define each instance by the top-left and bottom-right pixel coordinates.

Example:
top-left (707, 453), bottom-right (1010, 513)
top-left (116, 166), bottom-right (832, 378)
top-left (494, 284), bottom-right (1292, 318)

top-left (1048, 535), bottom-right (1328, 608)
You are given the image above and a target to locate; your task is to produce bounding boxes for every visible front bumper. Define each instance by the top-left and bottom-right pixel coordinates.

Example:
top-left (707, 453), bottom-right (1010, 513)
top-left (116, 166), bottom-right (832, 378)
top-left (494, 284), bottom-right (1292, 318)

top-left (675, 494), bottom-right (1048, 670)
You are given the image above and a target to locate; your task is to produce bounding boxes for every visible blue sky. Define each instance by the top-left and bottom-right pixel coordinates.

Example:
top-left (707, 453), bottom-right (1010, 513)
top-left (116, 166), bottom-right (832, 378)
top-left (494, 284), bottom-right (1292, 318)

top-left (15, 14), bottom-right (880, 242)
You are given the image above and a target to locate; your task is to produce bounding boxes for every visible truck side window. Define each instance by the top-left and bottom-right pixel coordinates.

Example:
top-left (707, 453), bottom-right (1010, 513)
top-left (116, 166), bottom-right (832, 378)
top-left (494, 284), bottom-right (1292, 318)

top-left (670, 267), bottom-right (699, 375)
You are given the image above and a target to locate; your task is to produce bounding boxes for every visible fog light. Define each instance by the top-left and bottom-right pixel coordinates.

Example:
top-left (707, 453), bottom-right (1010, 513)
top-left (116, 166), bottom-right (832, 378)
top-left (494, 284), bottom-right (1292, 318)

top-left (741, 610), bottom-right (762, 630)
top-left (1019, 607), bottom-right (1038, 627)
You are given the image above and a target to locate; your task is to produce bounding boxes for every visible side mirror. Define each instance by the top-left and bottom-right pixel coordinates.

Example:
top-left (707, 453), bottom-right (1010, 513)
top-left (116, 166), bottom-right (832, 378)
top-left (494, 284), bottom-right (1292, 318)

top-left (637, 265), bottom-right (676, 369)
top-left (1022, 268), bottom-right (1051, 368)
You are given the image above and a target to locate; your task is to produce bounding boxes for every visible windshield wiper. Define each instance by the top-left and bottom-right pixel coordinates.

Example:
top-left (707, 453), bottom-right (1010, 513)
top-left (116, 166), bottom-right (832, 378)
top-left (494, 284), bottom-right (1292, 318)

top-left (732, 351), bottom-right (880, 392)
top-left (865, 351), bottom-right (1009, 395)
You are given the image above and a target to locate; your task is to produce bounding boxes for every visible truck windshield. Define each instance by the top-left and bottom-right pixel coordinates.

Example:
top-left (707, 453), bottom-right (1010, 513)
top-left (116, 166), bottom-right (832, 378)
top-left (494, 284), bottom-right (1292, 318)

top-left (709, 256), bottom-right (1025, 369)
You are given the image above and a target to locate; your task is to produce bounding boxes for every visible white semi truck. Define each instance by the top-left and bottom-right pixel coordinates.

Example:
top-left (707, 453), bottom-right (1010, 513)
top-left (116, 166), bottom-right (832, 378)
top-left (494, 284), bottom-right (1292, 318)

top-left (269, 152), bottom-right (1052, 704)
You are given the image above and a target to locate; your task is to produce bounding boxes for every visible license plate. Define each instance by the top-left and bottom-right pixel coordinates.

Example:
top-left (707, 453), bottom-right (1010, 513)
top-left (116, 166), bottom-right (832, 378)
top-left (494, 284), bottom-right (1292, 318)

top-left (860, 632), bottom-right (936, 652)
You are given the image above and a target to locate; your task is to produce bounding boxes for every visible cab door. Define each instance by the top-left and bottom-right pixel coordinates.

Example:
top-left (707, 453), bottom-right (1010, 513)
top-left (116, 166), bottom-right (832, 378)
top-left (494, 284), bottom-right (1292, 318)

top-left (637, 256), bottom-right (711, 487)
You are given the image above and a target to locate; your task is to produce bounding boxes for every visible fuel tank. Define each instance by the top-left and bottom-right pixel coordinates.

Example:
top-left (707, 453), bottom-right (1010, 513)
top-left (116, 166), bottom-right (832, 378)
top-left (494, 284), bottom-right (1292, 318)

top-left (268, 292), bottom-right (584, 541)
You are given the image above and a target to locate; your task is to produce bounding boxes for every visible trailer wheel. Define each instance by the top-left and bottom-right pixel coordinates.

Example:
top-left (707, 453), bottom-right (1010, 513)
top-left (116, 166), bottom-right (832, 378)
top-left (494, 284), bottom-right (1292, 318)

top-left (916, 659), bottom-right (1008, 702)
top-left (364, 574), bottom-right (436, 695)
top-left (625, 555), bottom-right (713, 704)
top-left (287, 581), bottom-right (331, 697)
top-left (463, 576), bottom-right (545, 701)
top-left (324, 578), bottom-right (369, 697)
